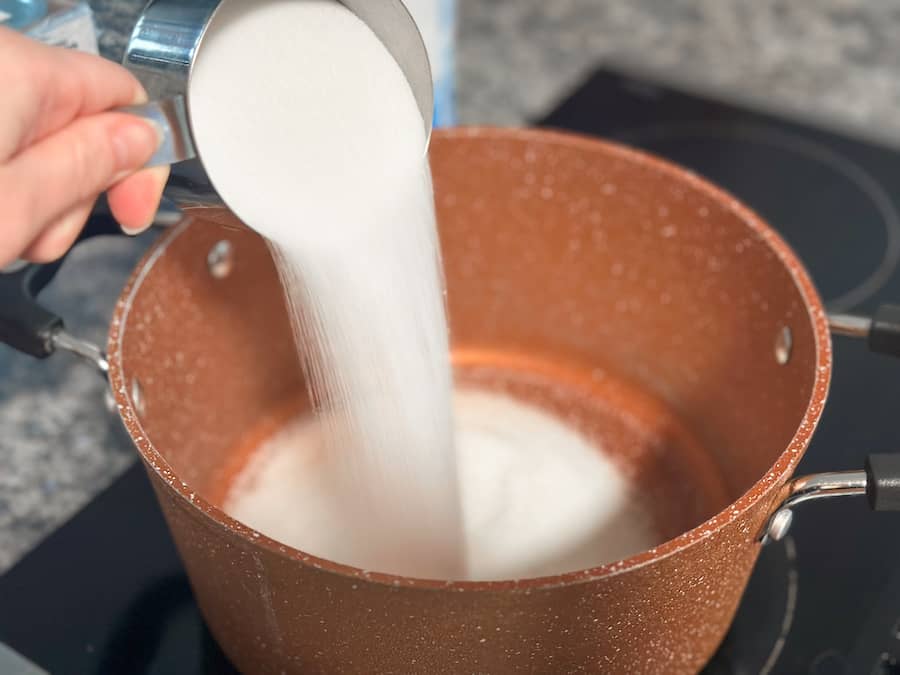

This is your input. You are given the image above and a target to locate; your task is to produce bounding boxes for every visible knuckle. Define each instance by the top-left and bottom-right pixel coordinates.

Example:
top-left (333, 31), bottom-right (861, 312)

top-left (0, 169), bottom-right (40, 268)
top-left (68, 122), bottom-right (115, 200)
top-left (0, 167), bottom-right (36, 235)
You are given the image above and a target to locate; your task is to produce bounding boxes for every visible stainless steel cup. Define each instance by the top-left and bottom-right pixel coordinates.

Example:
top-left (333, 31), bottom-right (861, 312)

top-left (122, 0), bottom-right (434, 209)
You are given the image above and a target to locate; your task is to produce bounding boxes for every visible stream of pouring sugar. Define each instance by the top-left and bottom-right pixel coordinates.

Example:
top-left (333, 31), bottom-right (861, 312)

top-left (190, 0), bottom-right (464, 577)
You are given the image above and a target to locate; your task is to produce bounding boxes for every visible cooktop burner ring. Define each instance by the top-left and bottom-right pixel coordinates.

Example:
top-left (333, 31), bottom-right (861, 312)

top-left (616, 122), bottom-right (900, 312)
top-left (703, 535), bottom-right (798, 674)
top-left (760, 537), bottom-right (799, 675)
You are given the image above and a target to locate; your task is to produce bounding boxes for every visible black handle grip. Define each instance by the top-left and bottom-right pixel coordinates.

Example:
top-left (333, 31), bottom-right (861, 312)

top-left (868, 304), bottom-right (900, 358)
top-left (865, 454), bottom-right (900, 511)
top-left (0, 199), bottom-right (123, 359)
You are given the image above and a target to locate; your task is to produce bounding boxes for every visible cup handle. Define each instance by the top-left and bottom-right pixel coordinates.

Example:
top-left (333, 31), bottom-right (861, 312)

top-left (120, 96), bottom-right (197, 168)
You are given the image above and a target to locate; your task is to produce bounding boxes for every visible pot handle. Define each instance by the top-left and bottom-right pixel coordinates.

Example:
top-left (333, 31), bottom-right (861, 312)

top-left (0, 198), bottom-right (185, 372)
top-left (830, 306), bottom-right (900, 357)
top-left (0, 199), bottom-right (126, 370)
top-left (761, 454), bottom-right (900, 543)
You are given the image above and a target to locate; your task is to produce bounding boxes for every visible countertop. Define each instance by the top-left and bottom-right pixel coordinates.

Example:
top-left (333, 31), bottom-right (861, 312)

top-left (3, 0), bottom-right (900, 573)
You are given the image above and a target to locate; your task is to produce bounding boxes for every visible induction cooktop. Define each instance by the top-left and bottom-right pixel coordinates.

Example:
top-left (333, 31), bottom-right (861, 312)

top-left (4, 67), bottom-right (900, 675)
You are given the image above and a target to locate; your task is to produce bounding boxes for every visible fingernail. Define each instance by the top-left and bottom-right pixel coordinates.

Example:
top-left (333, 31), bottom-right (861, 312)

top-left (122, 218), bottom-right (155, 236)
top-left (112, 118), bottom-right (164, 172)
top-left (120, 165), bottom-right (171, 236)
top-left (131, 84), bottom-right (149, 106)
top-left (121, 220), bottom-right (145, 236)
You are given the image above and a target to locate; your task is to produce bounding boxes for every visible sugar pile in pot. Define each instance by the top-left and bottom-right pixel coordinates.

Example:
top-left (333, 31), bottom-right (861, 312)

top-left (227, 389), bottom-right (658, 581)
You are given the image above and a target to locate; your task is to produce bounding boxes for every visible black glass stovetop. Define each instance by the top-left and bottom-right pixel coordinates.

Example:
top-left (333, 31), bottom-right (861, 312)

top-left (5, 67), bottom-right (900, 675)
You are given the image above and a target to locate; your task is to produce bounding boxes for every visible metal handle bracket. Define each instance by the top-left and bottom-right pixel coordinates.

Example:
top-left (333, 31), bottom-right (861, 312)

top-left (830, 304), bottom-right (900, 357)
top-left (121, 96), bottom-right (196, 167)
top-left (761, 454), bottom-right (900, 544)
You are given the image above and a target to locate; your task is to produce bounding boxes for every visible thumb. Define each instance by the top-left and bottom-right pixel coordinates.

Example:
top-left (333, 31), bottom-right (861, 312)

top-left (0, 112), bottom-right (160, 266)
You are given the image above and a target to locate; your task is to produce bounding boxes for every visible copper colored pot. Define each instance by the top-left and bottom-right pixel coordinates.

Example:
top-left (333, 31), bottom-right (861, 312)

top-left (8, 128), bottom-right (900, 674)
top-left (101, 126), bottom-right (831, 674)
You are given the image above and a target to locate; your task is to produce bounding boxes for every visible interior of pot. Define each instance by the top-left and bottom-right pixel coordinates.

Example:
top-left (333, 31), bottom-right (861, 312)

top-left (110, 128), bottom-right (825, 572)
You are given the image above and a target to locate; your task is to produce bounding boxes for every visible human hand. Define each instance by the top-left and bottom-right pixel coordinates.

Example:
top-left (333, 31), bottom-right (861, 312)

top-left (0, 26), bottom-right (169, 268)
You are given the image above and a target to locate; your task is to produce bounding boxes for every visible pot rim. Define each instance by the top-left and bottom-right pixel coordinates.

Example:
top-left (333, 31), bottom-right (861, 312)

top-left (107, 126), bottom-right (832, 591)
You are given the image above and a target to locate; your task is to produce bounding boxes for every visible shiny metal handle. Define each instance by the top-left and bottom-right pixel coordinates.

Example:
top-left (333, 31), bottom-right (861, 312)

top-left (829, 305), bottom-right (900, 356)
top-left (761, 455), bottom-right (900, 543)
top-left (829, 313), bottom-right (872, 338)
top-left (761, 471), bottom-right (867, 543)
top-left (120, 96), bottom-right (196, 167)
top-left (762, 310), bottom-right (900, 544)
top-left (51, 330), bottom-right (109, 375)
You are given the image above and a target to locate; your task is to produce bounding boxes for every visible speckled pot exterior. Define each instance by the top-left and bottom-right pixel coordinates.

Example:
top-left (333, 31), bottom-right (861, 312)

top-left (107, 128), bottom-right (831, 674)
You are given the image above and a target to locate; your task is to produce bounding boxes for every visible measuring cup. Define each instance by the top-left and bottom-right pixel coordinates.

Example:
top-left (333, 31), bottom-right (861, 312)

top-left (121, 0), bottom-right (434, 209)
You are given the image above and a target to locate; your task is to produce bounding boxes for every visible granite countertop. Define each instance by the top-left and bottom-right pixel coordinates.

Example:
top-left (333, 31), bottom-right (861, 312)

top-left (3, 0), bottom-right (900, 574)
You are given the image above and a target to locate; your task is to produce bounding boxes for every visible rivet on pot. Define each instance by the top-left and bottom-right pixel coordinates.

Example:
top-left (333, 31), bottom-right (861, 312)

top-left (775, 326), bottom-right (793, 365)
top-left (207, 240), bottom-right (234, 279)
top-left (131, 378), bottom-right (146, 418)
top-left (103, 388), bottom-right (117, 415)
top-left (767, 508), bottom-right (794, 542)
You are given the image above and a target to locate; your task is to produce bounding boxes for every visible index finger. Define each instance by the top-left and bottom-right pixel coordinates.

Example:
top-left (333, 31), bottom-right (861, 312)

top-left (0, 27), bottom-right (146, 160)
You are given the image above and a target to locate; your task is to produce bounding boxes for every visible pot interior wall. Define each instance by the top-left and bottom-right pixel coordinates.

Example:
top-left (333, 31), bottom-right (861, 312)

top-left (115, 131), bottom-right (819, 560)
top-left (432, 132), bottom-right (819, 505)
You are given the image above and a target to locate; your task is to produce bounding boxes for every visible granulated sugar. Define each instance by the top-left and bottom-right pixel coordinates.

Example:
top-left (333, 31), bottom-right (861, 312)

top-left (226, 389), bottom-right (659, 581)
top-left (190, 0), bottom-right (462, 577)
